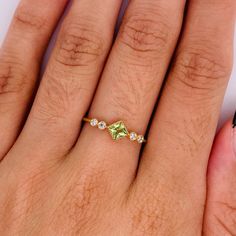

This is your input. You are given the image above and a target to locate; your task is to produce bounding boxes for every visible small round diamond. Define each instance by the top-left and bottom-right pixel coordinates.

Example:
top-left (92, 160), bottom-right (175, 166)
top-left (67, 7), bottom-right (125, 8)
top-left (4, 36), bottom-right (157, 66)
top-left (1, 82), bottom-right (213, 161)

top-left (98, 121), bottom-right (107, 130)
top-left (137, 135), bottom-right (144, 144)
top-left (129, 132), bottom-right (137, 141)
top-left (90, 118), bottom-right (98, 127)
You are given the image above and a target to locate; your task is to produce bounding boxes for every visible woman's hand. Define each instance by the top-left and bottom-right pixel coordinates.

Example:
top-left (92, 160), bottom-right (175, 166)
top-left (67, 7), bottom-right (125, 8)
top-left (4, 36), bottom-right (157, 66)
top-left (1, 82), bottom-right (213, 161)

top-left (0, 0), bottom-right (235, 235)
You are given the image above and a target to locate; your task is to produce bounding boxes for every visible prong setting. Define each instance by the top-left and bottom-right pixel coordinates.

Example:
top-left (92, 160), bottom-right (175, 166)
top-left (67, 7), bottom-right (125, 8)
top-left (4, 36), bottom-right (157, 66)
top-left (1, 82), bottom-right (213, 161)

top-left (129, 132), bottom-right (137, 141)
top-left (137, 135), bottom-right (145, 144)
top-left (83, 117), bottom-right (146, 144)
top-left (98, 121), bottom-right (107, 130)
top-left (90, 118), bottom-right (98, 127)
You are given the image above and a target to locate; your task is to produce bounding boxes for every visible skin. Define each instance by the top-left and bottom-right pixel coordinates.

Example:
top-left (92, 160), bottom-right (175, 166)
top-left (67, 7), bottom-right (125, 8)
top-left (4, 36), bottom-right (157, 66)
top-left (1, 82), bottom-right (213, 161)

top-left (0, 0), bottom-right (235, 235)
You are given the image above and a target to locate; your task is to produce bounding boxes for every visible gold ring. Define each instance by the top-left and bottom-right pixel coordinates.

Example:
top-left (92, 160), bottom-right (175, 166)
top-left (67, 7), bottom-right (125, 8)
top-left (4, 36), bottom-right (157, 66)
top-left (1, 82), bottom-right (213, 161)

top-left (83, 117), bottom-right (146, 144)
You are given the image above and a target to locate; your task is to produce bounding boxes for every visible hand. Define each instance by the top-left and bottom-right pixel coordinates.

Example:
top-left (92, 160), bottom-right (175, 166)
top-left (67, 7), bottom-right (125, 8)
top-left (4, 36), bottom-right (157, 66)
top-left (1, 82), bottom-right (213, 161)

top-left (0, 0), bottom-right (235, 235)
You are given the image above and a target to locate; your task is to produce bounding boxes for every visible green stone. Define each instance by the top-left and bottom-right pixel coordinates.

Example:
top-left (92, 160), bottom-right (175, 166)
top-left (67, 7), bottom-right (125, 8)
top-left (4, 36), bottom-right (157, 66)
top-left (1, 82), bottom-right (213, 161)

top-left (108, 121), bottom-right (129, 140)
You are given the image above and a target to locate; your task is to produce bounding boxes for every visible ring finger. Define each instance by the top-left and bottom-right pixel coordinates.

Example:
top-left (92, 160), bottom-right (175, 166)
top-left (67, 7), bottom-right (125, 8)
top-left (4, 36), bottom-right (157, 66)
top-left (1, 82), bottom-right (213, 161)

top-left (75, 0), bottom-right (186, 188)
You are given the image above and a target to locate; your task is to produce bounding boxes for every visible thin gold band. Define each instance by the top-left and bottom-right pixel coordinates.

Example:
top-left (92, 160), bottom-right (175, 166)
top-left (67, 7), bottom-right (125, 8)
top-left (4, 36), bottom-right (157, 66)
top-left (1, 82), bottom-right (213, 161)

top-left (83, 117), bottom-right (92, 123)
top-left (83, 117), bottom-right (146, 144)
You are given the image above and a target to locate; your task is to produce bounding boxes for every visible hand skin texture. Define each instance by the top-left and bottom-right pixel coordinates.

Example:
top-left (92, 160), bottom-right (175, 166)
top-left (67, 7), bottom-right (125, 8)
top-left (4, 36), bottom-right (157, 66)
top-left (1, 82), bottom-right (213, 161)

top-left (0, 0), bottom-right (235, 235)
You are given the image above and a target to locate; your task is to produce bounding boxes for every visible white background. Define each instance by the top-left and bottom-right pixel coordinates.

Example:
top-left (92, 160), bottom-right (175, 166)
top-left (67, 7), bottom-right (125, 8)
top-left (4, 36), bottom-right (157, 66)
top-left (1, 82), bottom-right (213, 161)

top-left (0, 0), bottom-right (235, 128)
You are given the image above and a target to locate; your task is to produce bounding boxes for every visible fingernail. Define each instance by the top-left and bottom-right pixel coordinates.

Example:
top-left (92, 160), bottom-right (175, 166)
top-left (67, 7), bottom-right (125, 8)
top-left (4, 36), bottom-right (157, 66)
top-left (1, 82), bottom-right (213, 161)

top-left (233, 111), bottom-right (236, 156)
top-left (233, 111), bottom-right (236, 129)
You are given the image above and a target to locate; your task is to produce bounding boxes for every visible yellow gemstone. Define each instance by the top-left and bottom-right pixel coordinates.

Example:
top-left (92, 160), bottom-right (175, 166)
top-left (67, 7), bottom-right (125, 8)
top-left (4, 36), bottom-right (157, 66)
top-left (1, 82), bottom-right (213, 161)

top-left (108, 121), bottom-right (128, 140)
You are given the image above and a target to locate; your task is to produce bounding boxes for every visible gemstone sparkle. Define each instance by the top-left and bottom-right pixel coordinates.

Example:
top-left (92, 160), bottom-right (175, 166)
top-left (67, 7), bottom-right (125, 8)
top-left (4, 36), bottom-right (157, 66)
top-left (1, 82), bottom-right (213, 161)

top-left (137, 135), bottom-right (144, 143)
top-left (90, 119), bottom-right (98, 127)
top-left (129, 132), bottom-right (137, 141)
top-left (98, 121), bottom-right (107, 130)
top-left (108, 121), bottom-right (129, 140)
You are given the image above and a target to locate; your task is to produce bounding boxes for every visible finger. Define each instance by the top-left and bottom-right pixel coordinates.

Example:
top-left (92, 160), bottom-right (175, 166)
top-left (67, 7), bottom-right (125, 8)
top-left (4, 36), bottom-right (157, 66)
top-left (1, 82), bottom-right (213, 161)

top-left (10, 0), bottom-right (122, 159)
top-left (134, 0), bottom-right (235, 234)
top-left (204, 117), bottom-right (236, 235)
top-left (75, 0), bottom-right (186, 188)
top-left (0, 0), bottom-right (68, 159)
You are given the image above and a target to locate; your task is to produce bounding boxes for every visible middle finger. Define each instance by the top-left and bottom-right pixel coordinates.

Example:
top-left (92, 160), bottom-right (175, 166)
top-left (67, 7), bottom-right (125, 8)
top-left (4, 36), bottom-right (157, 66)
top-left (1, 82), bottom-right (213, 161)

top-left (76, 0), bottom-right (186, 188)
top-left (9, 0), bottom-right (122, 161)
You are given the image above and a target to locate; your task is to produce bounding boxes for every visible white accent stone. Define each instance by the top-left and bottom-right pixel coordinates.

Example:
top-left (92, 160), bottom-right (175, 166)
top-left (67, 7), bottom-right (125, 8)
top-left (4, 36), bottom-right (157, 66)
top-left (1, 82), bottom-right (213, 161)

top-left (90, 119), bottom-right (98, 127)
top-left (98, 121), bottom-right (107, 130)
top-left (137, 135), bottom-right (144, 143)
top-left (129, 132), bottom-right (137, 141)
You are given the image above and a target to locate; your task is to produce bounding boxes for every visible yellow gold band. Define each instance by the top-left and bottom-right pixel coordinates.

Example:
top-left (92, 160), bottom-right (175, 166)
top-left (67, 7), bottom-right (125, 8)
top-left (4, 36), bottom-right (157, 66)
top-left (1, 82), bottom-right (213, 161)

top-left (83, 117), bottom-right (146, 144)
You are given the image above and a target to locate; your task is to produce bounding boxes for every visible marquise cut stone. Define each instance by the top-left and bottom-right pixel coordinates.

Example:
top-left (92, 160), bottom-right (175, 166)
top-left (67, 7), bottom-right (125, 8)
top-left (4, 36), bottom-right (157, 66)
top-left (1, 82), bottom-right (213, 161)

top-left (108, 121), bottom-right (128, 140)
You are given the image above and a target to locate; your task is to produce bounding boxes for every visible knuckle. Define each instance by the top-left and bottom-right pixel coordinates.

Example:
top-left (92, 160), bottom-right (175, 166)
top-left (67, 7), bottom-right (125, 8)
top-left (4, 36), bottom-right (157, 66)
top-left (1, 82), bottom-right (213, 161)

top-left (129, 198), bottom-right (162, 235)
top-left (13, 4), bottom-right (46, 31)
top-left (55, 168), bottom-right (109, 234)
top-left (65, 171), bottom-right (106, 212)
top-left (0, 168), bottom-right (50, 232)
top-left (56, 22), bottom-right (104, 68)
top-left (119, 14), bottom-right (169, 56)
top-left (128, 182), bottom-right (169, 235)
top-left (0, 60), bottom-right (27, 97)
top-left (128, 177), bottom-right (195, 235)
top-left (172, 48), bottom-right (232, 93)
